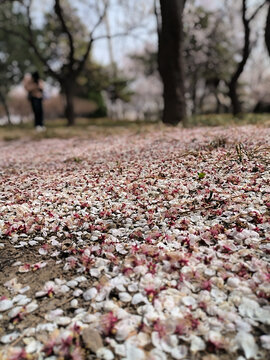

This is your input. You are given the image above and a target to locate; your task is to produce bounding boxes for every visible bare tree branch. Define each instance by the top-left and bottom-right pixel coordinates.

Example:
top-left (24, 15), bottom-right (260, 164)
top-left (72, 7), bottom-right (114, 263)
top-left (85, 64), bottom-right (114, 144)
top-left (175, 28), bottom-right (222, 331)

top-left (24, 0), bottom-right (60, 80)
top-left (154, 0), bottom-right (162, 37)
top-left (227, 0), bottom-right (265, 115)
top-left (54, 0), bottom-right (75, 69)
top-left (89, 0), bottom-right (109, 40)
top-left (248, 0), bottom-right (267, 22)
top-left (74, 39), bottom-right (94, 76)
top-left (0, 0), bottom-right (20, 4)
top-left (92, 30), bottom-right (140, 42)
top-left (75, 0), bottom-right (108, 75)
top-left (266, 0), bottom-right (270, 56)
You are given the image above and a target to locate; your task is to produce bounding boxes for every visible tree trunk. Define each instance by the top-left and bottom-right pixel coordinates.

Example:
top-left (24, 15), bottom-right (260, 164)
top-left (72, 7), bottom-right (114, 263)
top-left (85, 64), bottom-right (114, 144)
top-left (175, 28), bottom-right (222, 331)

top-left (228, 0), bottom-right (250, 116)
top-left (228, 79), bottom-right (243, 116)
top-left (214, 91), bottom-right (221, 114)
top-left (62, 82), bottom-right (75, 126)
top-left (0, 91), bottom-right (11, 124)
top-left (265, 0), bottom-right (270, 56)
top-left (227, 0), bottom-right (265, 116)
top-left (198, 89), bottom-right (207, 114)
top-left (158, 0), bottom-right (186, 125)
top-left (191, 73), bottom-right (198, 115)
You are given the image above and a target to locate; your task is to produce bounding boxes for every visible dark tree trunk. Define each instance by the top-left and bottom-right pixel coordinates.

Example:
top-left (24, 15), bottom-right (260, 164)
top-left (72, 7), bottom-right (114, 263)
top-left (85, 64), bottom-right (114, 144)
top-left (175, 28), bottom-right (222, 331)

top-left (228, 79), bottom-right (243, 116)
top-left (266, 0), bottom-right (270, 56)
top-left (62, 81), bottom-right (75, 126)
top-left (214, 92), bottom-right (221, 114)
top-left (228, 0), bottom-right (250, 116)
top-left (191, 73), bottom-right (198, 115)
top-left (158, 0), bottom-right (186, 125)
top-left (0, 91), bottom-right (11, 124)
top-left (65, 90), bottom-right (75, 126)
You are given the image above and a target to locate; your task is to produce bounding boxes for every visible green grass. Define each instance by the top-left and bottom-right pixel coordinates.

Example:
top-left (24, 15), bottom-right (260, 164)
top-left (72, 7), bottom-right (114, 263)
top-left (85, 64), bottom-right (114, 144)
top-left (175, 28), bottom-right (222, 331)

top-left (0, 117), bottom-right (163, 141)
top-left (0, 114), bottom-right (269, 141)
top-left (185, 113), bottom-right (270, 128)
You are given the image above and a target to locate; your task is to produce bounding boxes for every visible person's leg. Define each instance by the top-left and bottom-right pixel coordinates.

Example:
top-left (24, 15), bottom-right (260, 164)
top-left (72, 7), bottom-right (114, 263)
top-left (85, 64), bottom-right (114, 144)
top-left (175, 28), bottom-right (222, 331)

top-left (31, 98), bottom-right (44, 127)
top-left (36, 99), bottom-right (44, 127)
top-left (30, 98), bottom-right (39, 127)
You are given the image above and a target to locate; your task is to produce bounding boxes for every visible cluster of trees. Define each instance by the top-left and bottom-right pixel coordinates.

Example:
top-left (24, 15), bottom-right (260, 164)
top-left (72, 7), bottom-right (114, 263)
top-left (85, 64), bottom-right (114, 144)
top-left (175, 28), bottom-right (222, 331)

top-left (132, 0), bottom-right (270, 123)
top-left (0, 0), bottom-right (270, 126)
top-left (0, 0), bottom-right (133, 125)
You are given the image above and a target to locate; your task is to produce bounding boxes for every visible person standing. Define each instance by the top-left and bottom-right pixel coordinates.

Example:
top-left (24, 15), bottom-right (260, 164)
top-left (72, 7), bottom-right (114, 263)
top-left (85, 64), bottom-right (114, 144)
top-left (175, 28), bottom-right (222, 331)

top-left (24, 72), bottom-right (45, 131)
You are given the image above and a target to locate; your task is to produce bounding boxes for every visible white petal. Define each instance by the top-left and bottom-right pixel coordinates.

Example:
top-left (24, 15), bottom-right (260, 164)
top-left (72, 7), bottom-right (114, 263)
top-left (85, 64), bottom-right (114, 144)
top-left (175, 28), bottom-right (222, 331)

top-left (119, 292), bottom-right (132, 303)
top-left (19, 286), bottom-right (30, 294)
top-left (190, 335), bottom-right (206, 353)
top-left (73, 289), bottom-right (83, 297)
top-left (132, 293), bottom-right (147, 305)
top-left (39, 247), bottom-right (48, 255)
top-left (56, 316), bottom-right (71, 325)
top-left (74, 276), bottom-right (87, 283)
top-left (125, 342), bottom-right (145, 360)
top-left (171, 345), bottom-right (188, 360)
top-left (0, 299), bottom-right (13, 312)
top-left (236, 331), bottom-right (258, 359)
top-left (1, 332), bottom-right (20, 344)
top-left (36, 323), bottom-right (57, 332)
top-left (260, 335), bottom-right (270, 350)
top-left (66, 280), bottom-right (78, 288)
top-left (26, 301), bottom-right (39, 313)
top-left (115, 344), bottom-right (126, 356)
top-left (60, 285), bottom-right (70, 293)
top-left (152, 331), bottom-right (162, 349)
top-left (128, 283), bottom-right (138, 292)
top-left (90, 268), bottom-right (101, 278)
top-left (182, 296), bottom-right (196, 307)
top-left (71, 299), bottom-right (78, 308)
top-left (96, 347), bottom-right (114, 360)
top-left (149, 349), bottom-right (167, 360)
top-left (227, 277), bottom-right (240, 288)
top-left (26, 339), bottom-right (40, 353)
top-left (8, 306), bottom-right (22, 318)
top-left (83, 288), bottom-right (97, 301)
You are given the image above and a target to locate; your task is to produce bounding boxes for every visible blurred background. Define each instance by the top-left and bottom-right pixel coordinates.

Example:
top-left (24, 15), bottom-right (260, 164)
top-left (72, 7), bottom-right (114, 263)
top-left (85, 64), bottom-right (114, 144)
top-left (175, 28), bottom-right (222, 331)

top-left (0, 0), bottom-right (269, 129)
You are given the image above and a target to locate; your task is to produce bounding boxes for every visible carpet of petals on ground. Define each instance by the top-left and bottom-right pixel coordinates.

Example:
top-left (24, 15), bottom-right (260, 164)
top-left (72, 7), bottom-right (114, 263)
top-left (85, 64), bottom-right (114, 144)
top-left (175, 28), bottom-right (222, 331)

top-left (0, 125), bottom-right (269, 360)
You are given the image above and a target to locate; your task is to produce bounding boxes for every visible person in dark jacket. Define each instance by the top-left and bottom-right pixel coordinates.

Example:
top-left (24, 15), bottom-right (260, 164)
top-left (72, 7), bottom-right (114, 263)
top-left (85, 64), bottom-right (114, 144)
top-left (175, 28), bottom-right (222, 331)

top-left (24, 71), bottom-right (45, 131)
